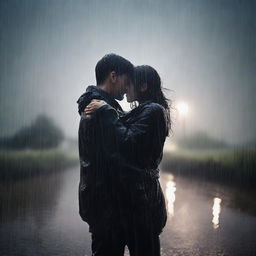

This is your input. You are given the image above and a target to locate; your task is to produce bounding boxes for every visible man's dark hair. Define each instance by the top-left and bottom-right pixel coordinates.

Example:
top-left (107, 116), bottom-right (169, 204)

top-left (95, 53), bottom-right (134, 85)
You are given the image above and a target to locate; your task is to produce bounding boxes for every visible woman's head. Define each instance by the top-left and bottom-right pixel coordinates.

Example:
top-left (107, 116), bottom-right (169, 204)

top-left (126, 65), bottom-right (171, 133)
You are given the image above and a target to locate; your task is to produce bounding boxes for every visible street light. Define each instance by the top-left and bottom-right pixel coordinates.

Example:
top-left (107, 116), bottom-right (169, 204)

top-left (177, 102), bottom-right (189, 116)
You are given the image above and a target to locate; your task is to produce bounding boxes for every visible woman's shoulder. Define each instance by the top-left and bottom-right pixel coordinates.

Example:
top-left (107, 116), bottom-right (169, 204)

top-left (130, 102), bottom-right (166, 121)
top-left (121, 101), bottom-right (166, 121)
top-left (140, 101), bottom-right (165, 115)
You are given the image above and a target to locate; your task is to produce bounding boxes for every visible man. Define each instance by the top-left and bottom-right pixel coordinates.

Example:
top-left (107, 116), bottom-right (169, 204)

top-left (77, 53), bottom-right (134, 255)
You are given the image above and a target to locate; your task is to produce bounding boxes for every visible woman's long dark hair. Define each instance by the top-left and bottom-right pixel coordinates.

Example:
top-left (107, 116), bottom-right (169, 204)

top-left (134, 65), bottom-right (171, 135)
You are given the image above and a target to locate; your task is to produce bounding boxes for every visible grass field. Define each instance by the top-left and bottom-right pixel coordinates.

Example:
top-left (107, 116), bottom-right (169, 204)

top-left (0, 149), bottom-right (78, 180)
top-left (161, 148), bottom-right (256, 188)
top-left (1, 146), bottom-right (255, 187)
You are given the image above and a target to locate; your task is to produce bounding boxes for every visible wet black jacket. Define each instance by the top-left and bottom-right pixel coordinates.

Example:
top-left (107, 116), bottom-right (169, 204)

top-left (77, 85), bottom-right (124, 231)
top-left (93, 101), bottom-right (168, 234)
top-left (77, 86), bottom-right (167, 234)
top-left (96, 101), bottom-right (168, 171)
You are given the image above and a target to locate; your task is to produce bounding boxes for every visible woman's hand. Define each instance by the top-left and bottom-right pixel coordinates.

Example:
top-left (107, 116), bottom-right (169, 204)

top-left (84, 99), bottom-right (107, 114)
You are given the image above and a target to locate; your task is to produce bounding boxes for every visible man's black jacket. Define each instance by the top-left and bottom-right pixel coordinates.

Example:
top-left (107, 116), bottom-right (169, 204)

top-left (77, 85), bottom-right (167, 234)
top-left (77, 85), bottom-right (124, 231)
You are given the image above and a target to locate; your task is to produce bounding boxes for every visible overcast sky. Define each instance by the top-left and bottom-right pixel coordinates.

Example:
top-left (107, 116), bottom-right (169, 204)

top-left (0, 0), bottom-right (255, 144)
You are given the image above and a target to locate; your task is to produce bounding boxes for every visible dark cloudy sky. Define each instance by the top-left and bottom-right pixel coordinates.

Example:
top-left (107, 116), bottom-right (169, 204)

top-left (0, 0), bottom-right (255, 144)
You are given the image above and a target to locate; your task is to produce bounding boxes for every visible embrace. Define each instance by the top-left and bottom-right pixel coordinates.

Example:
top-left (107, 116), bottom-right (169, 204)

top-left (77, 54), bottom-right (171, 256)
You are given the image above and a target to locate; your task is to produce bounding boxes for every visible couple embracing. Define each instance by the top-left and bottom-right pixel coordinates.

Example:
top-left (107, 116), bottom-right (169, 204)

top-left (77, 53), bottom-right (171, 256)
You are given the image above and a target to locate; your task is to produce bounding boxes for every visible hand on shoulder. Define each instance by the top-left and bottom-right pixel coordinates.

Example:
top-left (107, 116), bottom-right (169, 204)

top-left (84, 99), bottom-right (108, 115)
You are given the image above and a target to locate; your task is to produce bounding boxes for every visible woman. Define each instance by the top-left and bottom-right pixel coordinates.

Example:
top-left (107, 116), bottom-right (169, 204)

top-left (85, 65), bottom-right (171, 256)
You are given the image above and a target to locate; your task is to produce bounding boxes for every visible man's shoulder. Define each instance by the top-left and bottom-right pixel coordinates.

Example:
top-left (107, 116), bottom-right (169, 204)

top-left (77, 85), bottom-right (105, 115)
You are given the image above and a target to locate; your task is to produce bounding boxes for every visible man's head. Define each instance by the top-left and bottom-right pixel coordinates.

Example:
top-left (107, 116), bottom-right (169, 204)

top-left (95, 54), bottom-right (134, 100)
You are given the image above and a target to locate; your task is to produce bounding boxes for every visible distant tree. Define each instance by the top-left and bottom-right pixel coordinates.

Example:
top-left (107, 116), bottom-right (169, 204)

top-left (177, 131), bottom-right (228, 150)
top-left (1, 115), bottom-right (64, 149)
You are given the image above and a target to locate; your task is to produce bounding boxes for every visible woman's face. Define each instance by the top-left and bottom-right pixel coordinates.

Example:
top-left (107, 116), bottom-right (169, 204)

top-left (126, 82), bottom-right (138, 102)
top-left (126, 81), bottom-right (149, 103)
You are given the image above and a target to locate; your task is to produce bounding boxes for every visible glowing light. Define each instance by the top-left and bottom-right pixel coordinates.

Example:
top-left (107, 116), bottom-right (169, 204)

top-left (169, 143), bottom-right (177, 151)
top-left (177, 102), bottom-right (189, 116)
top-left (164, 143), bottom-right (177, 152)
top-left (165, 175), bottom-right (176, 217)
top-left (212, 197), bottom-right (222, 229)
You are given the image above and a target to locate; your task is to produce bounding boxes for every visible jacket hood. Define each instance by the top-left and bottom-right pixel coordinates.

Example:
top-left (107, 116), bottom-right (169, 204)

top-left (77, 85), bottom-right (123, 115)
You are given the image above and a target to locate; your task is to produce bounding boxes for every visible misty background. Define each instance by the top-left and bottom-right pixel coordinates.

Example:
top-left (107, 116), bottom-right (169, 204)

top-left (0, 0), bottom-right (255, 145)
top-left (1, 2), bottom-right (256, 255)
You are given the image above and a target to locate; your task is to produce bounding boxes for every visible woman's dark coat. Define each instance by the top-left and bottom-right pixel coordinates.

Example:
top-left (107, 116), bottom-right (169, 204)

top-left (94, 101), bottom-right (168, 234)
top-left (77, 86), bottom-right (167, 234)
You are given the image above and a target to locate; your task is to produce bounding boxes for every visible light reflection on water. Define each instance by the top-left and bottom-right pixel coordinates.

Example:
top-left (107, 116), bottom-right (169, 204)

top-left (165, 174), bottom-right (176, 217)
top-left (212, 197), bottom-right (222, 229)
top-left (164, 173), bottom-right (223, 229)
top-left (160, 172), bottom-right (256, 255)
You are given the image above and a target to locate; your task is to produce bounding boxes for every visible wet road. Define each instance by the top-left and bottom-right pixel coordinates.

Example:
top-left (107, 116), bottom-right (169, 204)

top-left (0, 166), bottom-right (255, 256)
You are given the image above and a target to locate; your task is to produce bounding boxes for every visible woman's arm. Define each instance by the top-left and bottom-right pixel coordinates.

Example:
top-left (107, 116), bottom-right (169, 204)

top-left (92, 102), bottom-right (167, 160)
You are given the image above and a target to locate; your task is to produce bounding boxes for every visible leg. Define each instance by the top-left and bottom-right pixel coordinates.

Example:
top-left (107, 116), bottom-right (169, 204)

top-left (91, 226), bottom-right (125, 256)
top-left (126, 224), bottom-right (161, 256)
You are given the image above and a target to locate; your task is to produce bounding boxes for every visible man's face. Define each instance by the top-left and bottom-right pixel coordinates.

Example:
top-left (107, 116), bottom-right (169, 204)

top-left (113, 74), bottom-right (132, 101)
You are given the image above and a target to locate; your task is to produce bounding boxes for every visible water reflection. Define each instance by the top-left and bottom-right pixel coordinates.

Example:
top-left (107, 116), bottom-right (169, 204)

top-left (165, 174), bottom-right (176, 217)
top-left (0, 168), bottom-right (255, 256)
top-left (212, 197), bottom-right (222, 229)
